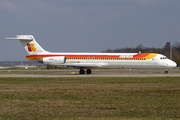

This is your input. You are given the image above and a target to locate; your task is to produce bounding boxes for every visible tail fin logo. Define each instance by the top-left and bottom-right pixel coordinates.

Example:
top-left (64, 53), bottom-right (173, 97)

top-left (27, 43), bottom-right (36, 52)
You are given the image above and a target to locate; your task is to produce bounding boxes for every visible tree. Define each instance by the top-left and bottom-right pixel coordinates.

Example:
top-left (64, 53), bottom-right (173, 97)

top-left (135, 44), bottom-right (144, 53)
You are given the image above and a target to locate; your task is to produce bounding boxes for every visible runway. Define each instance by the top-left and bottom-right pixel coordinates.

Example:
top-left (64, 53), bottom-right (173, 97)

top-left (0, 73), bottom-right (180, 77)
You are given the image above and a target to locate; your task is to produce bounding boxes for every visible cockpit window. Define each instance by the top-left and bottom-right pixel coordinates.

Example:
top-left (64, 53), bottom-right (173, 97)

top-left (160, 57), bottom-right (168, 60)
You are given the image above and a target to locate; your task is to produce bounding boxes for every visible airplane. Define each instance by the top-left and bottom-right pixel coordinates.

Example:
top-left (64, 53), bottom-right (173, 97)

top-left (5, 35), bottom-right (177, 74)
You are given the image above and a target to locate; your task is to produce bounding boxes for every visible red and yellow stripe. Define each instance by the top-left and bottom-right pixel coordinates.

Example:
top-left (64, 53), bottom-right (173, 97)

top-left (26, 53), bottom-right (158, 60)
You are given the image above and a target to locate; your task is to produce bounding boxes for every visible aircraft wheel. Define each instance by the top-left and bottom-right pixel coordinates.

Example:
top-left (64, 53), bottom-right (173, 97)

top-left (165, 71), bottom-right (168, 74)
top-left (86, 69), bottom-right (92, 74)
top-left (79, 69), bottom-right (85, 74)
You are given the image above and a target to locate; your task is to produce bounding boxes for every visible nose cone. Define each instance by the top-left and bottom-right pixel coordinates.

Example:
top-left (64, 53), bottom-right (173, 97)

top-left (170, 61), bottom-right (177, 68)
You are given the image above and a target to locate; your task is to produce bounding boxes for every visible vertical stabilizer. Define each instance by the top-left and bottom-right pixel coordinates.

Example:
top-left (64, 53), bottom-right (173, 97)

top-left (5, 35), bottom-right (49, 55)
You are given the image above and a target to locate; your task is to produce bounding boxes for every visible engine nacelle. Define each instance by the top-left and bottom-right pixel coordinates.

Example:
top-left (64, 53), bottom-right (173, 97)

top-left (38, 56), bottom-right (66, 64)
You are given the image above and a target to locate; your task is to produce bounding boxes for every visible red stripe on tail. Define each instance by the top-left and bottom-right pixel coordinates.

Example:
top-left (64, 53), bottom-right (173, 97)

top-left (27, 43), bottom-right (32, 52)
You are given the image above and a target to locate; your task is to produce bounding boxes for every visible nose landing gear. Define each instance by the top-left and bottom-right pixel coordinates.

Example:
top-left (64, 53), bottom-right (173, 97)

top-left (164, 69), bottom-right (168, 74)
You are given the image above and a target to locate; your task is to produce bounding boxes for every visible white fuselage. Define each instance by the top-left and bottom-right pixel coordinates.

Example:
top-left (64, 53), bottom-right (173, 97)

top-left (27, 52), bottom-right (177, 69)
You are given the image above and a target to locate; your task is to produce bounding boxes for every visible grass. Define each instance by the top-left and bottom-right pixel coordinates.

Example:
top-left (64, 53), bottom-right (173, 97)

top-left (0, 77), bottom-right (180, 119)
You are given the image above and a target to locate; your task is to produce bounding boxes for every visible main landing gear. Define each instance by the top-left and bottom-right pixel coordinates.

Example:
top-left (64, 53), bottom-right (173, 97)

top-left (79, 69), bottom-right (92, 74)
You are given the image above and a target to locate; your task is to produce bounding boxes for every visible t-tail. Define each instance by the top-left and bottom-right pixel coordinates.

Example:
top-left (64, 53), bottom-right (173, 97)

top-left (5, 35), bottom-right (49, 55)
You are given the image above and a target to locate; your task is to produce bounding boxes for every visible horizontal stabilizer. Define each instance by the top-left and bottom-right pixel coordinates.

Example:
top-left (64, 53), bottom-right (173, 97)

top-left (5, 35), bottom-right (33, 41)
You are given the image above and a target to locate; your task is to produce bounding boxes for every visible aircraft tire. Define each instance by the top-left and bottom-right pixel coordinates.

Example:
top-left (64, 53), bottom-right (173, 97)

top-left (86, 69), bottom-right (92, 74)
top-left (165, 71), bottom-right (168, 74)
top-left (79, 69), bottom-right (85, 74)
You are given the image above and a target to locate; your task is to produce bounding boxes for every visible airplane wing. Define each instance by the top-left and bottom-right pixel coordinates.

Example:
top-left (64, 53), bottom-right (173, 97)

top-left (50, 62), bottom-right (109, 69)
